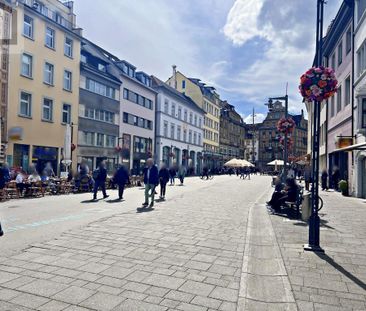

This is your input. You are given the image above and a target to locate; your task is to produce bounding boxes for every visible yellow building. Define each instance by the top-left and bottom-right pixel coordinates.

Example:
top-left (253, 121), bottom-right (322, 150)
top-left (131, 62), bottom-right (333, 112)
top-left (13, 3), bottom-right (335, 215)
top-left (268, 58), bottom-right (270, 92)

top-left (167, 68), bottom-right (221, 169)
top-left (6, 0), bottom-right (81, 173)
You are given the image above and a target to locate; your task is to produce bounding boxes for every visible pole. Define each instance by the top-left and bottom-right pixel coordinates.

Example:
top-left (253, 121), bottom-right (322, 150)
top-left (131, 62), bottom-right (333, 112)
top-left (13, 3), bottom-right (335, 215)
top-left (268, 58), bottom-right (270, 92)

top-left (305, 0), bottom-right (324, 252)
top-left (284, 94), bottom-right (289, 178)
top-left (252, 108), bottom-right (255, 164)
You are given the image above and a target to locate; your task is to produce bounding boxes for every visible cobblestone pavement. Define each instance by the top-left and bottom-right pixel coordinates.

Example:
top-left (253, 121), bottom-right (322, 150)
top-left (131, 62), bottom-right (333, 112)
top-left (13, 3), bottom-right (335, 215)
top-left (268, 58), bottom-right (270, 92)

top-left (269, 189), bottom-right (366, 311)
top-left (0, 176), bottom-right (365, 311)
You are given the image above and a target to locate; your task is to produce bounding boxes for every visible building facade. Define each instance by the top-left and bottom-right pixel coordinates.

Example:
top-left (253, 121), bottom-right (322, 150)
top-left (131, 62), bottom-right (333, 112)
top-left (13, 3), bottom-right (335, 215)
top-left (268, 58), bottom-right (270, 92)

top-left (243, 124), bottom-right (259, 164)
top-left (167, 68), bottom-right (222, 169)
top-left (6, 0), bottom-right (81, 173)
top-left (219, 100), bottom-right (245, 164)
top-left (353, 0), bottom-right (366, 198)
top-left (78, 39), bottom-right (121, 173)
top-left (152, 76), bottom-right (204, 174)
top-left (258, 101), bottom-right (308, 169)
top-left (323, 1), bottom-right (353, 191)
top-left (0, 0), bottom-right (12, 163)
top-left (114, 61), bottom-right (156, 175)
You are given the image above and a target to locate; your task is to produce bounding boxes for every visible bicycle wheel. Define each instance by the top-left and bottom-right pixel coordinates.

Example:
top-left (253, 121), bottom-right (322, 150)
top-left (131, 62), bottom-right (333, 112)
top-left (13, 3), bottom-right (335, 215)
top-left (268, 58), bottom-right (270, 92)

top-left (317, 195), bottom-right (324, 211)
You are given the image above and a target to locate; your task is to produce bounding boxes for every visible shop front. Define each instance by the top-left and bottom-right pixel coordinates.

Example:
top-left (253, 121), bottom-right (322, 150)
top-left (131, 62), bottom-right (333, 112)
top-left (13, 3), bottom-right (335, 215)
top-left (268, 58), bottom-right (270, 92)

top-left (32, 145), bottom-right (59, 174)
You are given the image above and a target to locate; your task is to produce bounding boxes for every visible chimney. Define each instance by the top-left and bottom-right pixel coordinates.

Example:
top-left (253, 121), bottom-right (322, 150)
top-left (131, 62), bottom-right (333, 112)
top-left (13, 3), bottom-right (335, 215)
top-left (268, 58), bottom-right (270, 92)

top-left (172, 65), bottom-right (177, 89)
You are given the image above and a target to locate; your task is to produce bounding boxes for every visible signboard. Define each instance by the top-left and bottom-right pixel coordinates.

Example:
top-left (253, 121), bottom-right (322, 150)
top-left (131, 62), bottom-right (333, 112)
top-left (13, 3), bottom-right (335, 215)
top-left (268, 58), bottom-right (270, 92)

top-left (8, 127), bottom-right (23, 140)
top-left (336, 137), bottom-right (353, 149)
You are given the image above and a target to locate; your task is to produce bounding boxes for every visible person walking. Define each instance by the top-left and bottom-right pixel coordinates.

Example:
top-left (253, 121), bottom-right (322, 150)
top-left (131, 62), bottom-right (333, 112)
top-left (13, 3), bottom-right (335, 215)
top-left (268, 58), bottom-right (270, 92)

top-left (142, 158), bottom-right (159, 208)
top-left (321, 169), bottom-right (328, 191)
top-left (158, 164), bottom-right (169, 200)
top-left (332, 166), bottom-right (340, 191)
top-left (0, 163), bottom-right (10, 193)
top-left (92, 161), bottom-right (109, 201)
top-left (304, 165), bottom-right (312, 191)
top-left (113, 165), bottom-right (129, 200)
top-left (169, 166), bottom-right (176, 185)
top-left (177, 165), bottom-right (186, 185)
top-left (0, 221), bottom-right (3, 236)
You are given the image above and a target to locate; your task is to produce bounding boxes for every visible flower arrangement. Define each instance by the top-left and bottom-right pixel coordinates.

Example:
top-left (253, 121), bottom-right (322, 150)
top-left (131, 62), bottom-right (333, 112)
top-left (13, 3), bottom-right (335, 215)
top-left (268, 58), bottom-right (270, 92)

top-left (115, 146), bottom-right (122, 152)
top-left (279, 136), bottom-right (293, 149)
top-left (299, 66), bottom-right (338, 102)
top-left (169, 152), bottom-right (175, 158)
top-left (277, 117), bottom-right (296, 134)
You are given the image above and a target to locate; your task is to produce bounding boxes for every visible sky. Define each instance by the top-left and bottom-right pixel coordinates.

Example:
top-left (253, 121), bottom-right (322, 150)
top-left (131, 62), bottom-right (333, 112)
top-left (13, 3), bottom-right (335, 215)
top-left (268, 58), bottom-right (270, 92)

top-left (73, 0), bottom-right (343, 124)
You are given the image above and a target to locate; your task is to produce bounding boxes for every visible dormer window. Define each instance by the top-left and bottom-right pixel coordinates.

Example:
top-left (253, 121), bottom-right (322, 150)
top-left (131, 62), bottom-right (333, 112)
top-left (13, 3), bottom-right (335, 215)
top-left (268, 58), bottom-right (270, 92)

top-left (81, 54), bottom-right (87, 63)
top-left (98, 63), bottom-right (106, 72)
top-left (128, 67), bottom-right (135, 78)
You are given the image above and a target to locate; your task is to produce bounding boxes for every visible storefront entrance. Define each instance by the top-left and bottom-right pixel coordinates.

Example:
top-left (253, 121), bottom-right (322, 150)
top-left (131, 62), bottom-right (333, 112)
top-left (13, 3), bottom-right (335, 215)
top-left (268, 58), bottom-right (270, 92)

top-left (13, 144), bottom-right (30, 170)
top-left (32, 146), bottom-right (58, 175)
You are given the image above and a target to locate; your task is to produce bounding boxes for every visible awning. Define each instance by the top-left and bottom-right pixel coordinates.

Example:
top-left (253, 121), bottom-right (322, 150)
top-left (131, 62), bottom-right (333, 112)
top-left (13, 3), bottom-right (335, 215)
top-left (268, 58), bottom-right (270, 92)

top-left (334, 142), bottom-right (366, 152)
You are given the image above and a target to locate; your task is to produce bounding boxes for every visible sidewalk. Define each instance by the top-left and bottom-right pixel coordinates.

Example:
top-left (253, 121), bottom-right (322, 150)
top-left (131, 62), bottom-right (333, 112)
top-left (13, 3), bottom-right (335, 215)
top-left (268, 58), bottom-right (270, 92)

top-left (269, 190), bottom-right (366, 311)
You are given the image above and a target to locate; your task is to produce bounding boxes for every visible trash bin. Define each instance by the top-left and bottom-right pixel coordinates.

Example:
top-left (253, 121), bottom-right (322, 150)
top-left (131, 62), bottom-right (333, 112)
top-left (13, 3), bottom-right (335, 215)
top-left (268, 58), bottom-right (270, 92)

top-left (301, 192), bottom-right (311, 221)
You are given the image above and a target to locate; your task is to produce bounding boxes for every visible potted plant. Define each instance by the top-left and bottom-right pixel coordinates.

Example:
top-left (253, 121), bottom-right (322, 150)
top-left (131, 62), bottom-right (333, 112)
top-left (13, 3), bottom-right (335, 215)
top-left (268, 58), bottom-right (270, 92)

top-left (338, 180), bottom-right (348, 196)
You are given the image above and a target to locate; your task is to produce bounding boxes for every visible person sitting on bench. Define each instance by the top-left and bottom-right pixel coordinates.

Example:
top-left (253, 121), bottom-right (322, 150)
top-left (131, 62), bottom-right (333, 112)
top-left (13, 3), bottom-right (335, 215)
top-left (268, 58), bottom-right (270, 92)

top-left (269, 178), bottom-right (298, 213)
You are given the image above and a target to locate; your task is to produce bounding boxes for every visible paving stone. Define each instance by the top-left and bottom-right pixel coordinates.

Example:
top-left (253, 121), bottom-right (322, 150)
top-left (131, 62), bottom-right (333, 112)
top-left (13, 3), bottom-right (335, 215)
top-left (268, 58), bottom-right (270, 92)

top-left (18, 279), bottom-right (69, 298)
top-left (78, 262), bottom-right (110, 274)
top-left (51, 286), bottom-right (95, 305)
top-left (176, 302), bottom-right (207, 311)
top-left (113, 298), bottom-right (168, 311)
top-left (142, 273), bottom-right (185, 290)
top-left (10, 292), bottom-right (50, 309)
top-left (0, 288), bottom-right (21, 301)
top-left (191, 295), bottom-right (222, 309)
top-left (80, 292), bottom-right (125, 311)
top-left (179, 280), bottom-right (215, 297)
top-left (37, 300), bottom-right (70, 311)
top-left (101, 267), bottom-right (133, 279)
top-left (210, 286), bottom-right (238, 303)
top-left (0, 271), bottom-right (20, 284)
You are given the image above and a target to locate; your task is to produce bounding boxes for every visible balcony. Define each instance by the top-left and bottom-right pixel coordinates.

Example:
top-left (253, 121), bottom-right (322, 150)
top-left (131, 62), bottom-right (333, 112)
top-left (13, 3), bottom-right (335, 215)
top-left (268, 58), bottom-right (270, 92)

top-left (19, 0), bottom-right (76, 31)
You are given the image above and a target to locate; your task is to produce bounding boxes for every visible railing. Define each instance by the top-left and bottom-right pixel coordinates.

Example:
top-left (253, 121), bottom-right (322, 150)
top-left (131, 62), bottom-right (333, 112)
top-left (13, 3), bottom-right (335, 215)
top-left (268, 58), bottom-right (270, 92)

top-left (19, 0), bottom-right (75, 31)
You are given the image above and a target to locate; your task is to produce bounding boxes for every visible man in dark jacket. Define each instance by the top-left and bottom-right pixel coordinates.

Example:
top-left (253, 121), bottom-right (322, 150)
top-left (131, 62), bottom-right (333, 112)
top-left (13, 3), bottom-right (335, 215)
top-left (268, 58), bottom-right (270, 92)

top-left (0, 163), bottom-right (10, 190)
top-left (159, 164), bottom-right (170, 199)
top-left (114, 165), bottom-right (129, 200)
top-left (143, 158), bottom-right (159, 207)
top-left (92, 161), bottom-right (109, 201)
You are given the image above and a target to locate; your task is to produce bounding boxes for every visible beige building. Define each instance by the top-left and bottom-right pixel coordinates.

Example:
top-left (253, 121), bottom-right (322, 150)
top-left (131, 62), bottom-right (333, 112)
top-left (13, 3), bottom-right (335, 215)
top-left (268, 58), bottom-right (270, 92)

top-left (6, 0), bottom-right (81, 173)
top-left (167, 68), bottom-right (221, 169)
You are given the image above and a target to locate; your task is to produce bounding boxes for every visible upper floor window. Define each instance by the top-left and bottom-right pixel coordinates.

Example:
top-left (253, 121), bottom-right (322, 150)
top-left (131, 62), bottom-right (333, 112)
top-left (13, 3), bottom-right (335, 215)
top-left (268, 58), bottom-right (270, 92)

top-left (177, 126), bottom-right (181, 140)
top-left (338, 41), bottom-right (343, 66)
top-left (331, 53), bottom-right (336, 70)
top-left (170, 124), bottom-right (175, 139)
top-left (64, 37), bottom-right (73, 58)
top-left (164, 99), bottom-right (169, 113)
top-left (184, 110), bottom-right (187, 121)
top-left (23, 14), bottom-right (33, 39)
top-left (123, 88), bottom-right (152, 109)
top-left (194, 115), bottom-right (197, 126)
top-left (345, 77), bottom-right (351, 106)
top-left (171, 103), bottom-right (175, 117)
top-left (98, 63), bottom-right (106, 72)
top-left (182, 80), bottom-right (186, 89)
top-left (21, 53), bottom-right (32, 78)
top-left (45, 27), bottom-right (55, 49)
top-left (357, 42), bottom-right (366, 77)
top-left (178, 107), bottom-right (182, 119)
top-left (163, 121), bottom-right (168, 137)
top-left (44, 62), bottom-right (54, 85)
top-left (86, 78), bottom-right (116, 99)
top-left (337, 85), bottom-right (342, 113)
top-left (62, 104), bottom-right (71, 124)
top-left (42, 98), bottom-right (53, 122)
top-left (362, 98), bottom-right (366, 128)
top-left (346, 28), bottom-right (351, 54)
top-left (20, 91), bottom-right (32, 117)
top-left (357, 0), bottom-right (366, 23)
top-left (84, 108), bottom-right (115, 124)
top-left (63, 70), bottom-right (72, 91)
top-left (189, 112), bottom-right (193, 124)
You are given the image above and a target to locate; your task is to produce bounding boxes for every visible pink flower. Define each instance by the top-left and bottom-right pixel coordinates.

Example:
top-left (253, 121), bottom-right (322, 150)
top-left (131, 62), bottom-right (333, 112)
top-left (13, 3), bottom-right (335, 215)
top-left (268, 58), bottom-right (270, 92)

top-left (311, 85), bottom-right (322, 96)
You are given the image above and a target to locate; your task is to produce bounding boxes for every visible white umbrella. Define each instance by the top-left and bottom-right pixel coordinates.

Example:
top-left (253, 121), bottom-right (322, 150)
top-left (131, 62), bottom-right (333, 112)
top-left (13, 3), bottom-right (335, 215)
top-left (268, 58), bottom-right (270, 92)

top-left (267, 159), bottom-right (286, 166)
top-left (240, 159), bottom-right (254, 167)
top-left (62, 124), bottom-right (72, 172)
top-left (224, 158), bottom-right (242, 168)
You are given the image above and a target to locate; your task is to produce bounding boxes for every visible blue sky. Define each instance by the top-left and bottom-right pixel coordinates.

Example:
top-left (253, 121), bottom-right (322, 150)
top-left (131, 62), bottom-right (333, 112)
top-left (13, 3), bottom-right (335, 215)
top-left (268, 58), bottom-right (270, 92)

top-left (74, 0), bottom-right (342, 123)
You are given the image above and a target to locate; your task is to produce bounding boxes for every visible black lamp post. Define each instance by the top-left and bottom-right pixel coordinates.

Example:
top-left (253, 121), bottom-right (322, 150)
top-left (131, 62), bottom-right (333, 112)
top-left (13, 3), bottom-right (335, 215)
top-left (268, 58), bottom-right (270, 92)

top-left (117, 136), bottom-right (125, 164)
top-left (304, 0), bottom-right (325, 253)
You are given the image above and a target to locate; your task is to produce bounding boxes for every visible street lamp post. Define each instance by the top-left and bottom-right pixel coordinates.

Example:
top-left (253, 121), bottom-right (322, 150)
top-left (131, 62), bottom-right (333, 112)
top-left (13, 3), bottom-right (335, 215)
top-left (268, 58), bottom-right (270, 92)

top-left (304, 0), bottom-right (325, 253)
top-left (252, 107), bottom-right (256, 164)
top-left (117, 136), bottom-right (125, 164)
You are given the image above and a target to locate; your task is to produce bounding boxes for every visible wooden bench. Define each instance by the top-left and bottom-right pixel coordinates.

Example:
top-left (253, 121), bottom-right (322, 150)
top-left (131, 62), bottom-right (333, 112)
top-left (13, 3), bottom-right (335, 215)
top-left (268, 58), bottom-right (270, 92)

top-left (283, 187), bottom-right (304, 219)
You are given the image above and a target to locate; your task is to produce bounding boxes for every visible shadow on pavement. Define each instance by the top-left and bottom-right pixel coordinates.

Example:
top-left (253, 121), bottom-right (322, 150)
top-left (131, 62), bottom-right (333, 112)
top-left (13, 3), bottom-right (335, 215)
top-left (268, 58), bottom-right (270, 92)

top-left (316, 252), bottom-right (366, 291)
top-left (106, 199), bottom-right (124, 203)
top-left (136, 207), bottom-right (154, 213)
top-left (155, 198), bottom-right (165, 203)
top-left (80, 199), bottom-right (103, 204)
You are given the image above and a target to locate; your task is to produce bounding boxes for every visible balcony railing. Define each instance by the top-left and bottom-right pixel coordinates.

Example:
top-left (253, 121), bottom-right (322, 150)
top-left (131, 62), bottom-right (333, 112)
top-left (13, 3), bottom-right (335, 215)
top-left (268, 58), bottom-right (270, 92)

top-left (19, 0), bottom-right (75, 31)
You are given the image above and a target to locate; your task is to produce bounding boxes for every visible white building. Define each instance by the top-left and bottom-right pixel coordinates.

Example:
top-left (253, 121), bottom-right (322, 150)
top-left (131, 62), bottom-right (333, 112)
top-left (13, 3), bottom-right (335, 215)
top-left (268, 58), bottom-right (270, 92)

top-left (352, 0), bottom-right (366, 198)
top-left (114, 61), bottom-right (157, 175)
top-left (152, 76), bottom-right (204, 174)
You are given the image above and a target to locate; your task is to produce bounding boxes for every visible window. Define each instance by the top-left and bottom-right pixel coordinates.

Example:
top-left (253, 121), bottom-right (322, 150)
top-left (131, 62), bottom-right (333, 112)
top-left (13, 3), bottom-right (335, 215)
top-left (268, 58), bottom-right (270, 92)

top-left (346, 28), bottom-right (351, 54)
top-left (20, 91), bottom-right (31, 117)
top-left (357, 42), bottom-right (366, 77)
top-left (357, 0), bottom-right (366, 23)
top-left (189, 113), bottom-right (193, 124)
top-left (331, 53), bottom-right (336, 69)
top-left (184, 110), bottom-right (187, 121)
top-left (64, 37), bottom-right (73, 57)
top-left (45, 27), bottom-right (55, 49)
top-left (345, 77), bottom-right (351, 106)
top-left (194, 115), bottom-right (197, 126)
top-left (171, 103), bottom-right (175, 117)
top-left (163, 121), bottom-right (168, 137)
top-left (98, 63), bottom-right (106, 72)
top-left (44, 62), bottom-right (54, 85)
top-left (42, 98), bottom-right (53, 121)
top-left (96, 133), bottom-right (104, 147)
top-left (193, 132), bottom-right (197, 144)
top-left (23, 14), bottom-right (33, 38)
top-left (83, 132), bottom-right (95, 146)
top-left (123, 112), bottom-right (153, 129)
top-left (178, 107), bottom-right (182, 119)
top-left (177, 126), bottom-right (181, 140)
top-left (81, 54), bottom-right (87, 63)
top-left (199, 118), bottom-right (202, 128)
top-left (198, 134), bottom-right (201, 145)
top-left (183, 129), bottom-right (187, 142)
top-left (164, 100), bottom-right (169, 113)
top-left (188, 130), bottom-right (192, 143)
top-left (62, 104), bottom-right (71, 124)
top-left (63, 70), bottom-right (72, 91)
top-left (338, 42), bottom-right (343, 65)
top-left (123, 88), bottom-right (152, 109)
top-left (362, 98), bottom-right (366, 128)
top-left (86, 78), bottom-right (116, 99)
top-left (182, 80), bottom-right (186, 89)
top-left (21, 53), bottom-right (32, 77)
top-left (337, 85), bottom-right (342, 113)
top-left (170, 124), bottom-right (175, 139)
top-left (105, 135), bottom-right (116, 148)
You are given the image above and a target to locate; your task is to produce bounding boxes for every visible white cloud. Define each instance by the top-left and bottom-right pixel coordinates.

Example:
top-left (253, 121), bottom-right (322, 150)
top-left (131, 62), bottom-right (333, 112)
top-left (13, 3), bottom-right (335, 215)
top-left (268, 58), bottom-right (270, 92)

top-left (243, 113), bottom-right (266, 124)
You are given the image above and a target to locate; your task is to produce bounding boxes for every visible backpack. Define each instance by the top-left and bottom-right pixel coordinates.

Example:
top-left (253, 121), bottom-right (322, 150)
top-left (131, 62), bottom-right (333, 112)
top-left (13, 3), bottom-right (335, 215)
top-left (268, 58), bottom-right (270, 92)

top-left (92, 169), bottom-right (99, 180)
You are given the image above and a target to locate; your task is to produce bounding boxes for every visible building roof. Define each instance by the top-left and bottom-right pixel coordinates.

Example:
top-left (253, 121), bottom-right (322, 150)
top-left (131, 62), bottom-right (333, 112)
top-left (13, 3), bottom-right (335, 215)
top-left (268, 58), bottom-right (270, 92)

top-left (151, 76), bottom-right (205, 114)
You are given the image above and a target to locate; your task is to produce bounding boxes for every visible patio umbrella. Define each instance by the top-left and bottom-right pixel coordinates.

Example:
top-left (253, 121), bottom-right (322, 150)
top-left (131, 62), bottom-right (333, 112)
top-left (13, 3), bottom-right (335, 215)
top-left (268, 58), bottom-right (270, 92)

top-left (224, 158), bottom-right (242, 167)
top-left (240, 159), bottom-right (254, 167)
top-left (267, 159), bottom-right (286, 166)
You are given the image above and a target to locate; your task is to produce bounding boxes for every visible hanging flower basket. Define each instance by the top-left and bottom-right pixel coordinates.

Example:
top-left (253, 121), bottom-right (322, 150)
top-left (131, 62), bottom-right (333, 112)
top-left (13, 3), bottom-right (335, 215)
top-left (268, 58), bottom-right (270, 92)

top-left (277, 117), bottom-right (296, 134)
top-left (299, 66), bottom-right (338, 102)
top-left (279, 136), bottom-right (293, 149)
top-left (169, 152), bottom-right (175, 158)
top-left (115, 146), bottom-right (122, 152)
